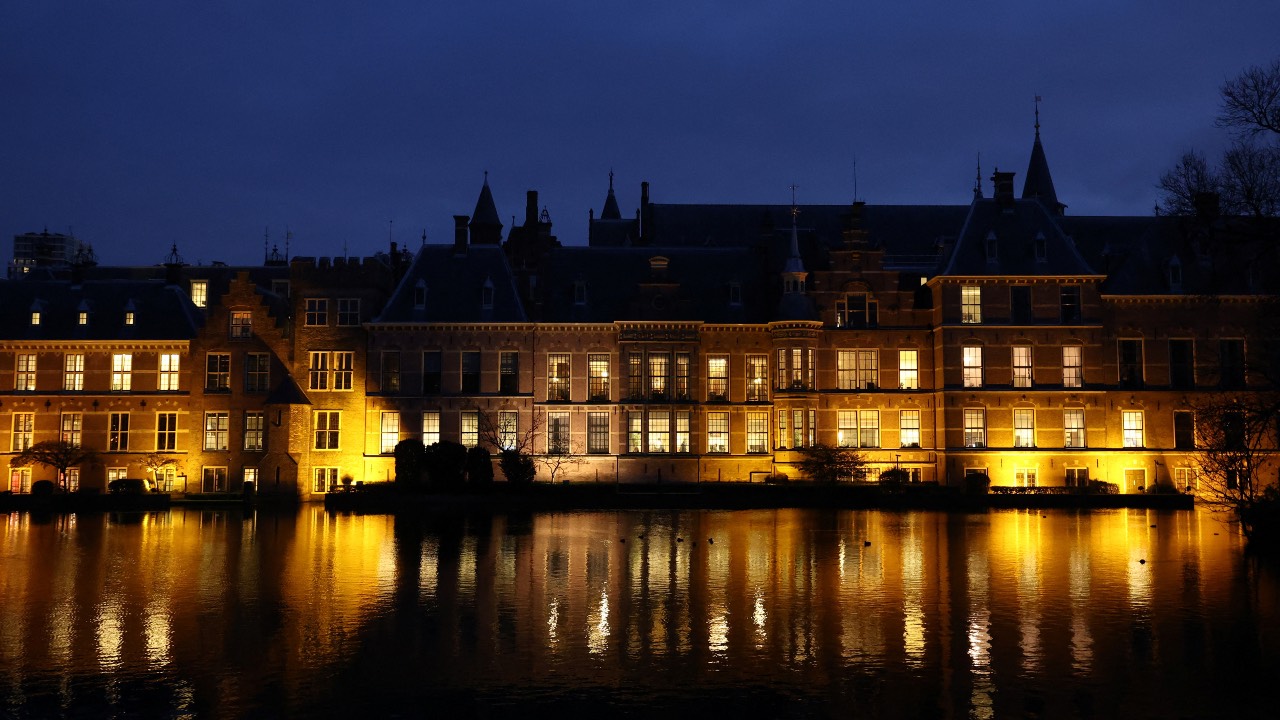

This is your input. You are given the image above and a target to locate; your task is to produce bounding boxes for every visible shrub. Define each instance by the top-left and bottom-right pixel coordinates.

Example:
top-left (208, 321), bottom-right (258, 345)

top-left (466, 446), bottom-right (494, 487)
top-left (426, 441), bottom-right (468, 489)
top-left (499, 449), bottom-right (536, 486)
top-left (764, 473), bottom-right (790, 484)
top-left (963, 472), bottom-right (991, 496)
top-left (394, 439), bottom-right (427, 488)
top-left (31, 480), bottom-right (57, 497)
top-left (879, 468), bottom-right (911, 486)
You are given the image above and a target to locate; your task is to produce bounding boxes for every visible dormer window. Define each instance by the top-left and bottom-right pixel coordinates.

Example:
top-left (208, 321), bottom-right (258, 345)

top-left (125, 312), bottom-right (135, 326)
top-left (190, 280), bottom-right (208, 308)
top-left (984, 232), bottom-right (998, 263)
top-left (1169, 256), bottom-right (1183, 291)
top-left (78, 311), bottom-right (88, 326)
top-left (413, 280), bottom-right (427, 309)
top-left (30, 311), bottom-right (41, 326)
top-left (481, 278), bottom-right (494, 310)
top-left (574, 280), bottom-right (588, 306)
top-left (1034, 232), bottom-right (1047, 262)
top-left (728, 282), bottom-right (742, 306)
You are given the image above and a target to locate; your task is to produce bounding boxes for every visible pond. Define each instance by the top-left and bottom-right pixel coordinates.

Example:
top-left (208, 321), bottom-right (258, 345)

top-left (1, 507), bottom-right (1276, 717)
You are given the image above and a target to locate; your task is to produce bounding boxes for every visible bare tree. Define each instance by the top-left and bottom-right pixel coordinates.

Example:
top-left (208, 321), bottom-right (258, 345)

top-left (1217, 59), bottom-right (1280, 137)
top-left (1158, 151), bottom-right (1220, 216)
top-left (11, 440), bottom-right (99, 491)
top-left (1219, 141), bottom-right (1280, 218)
top-left (537, 441), bottom-right (585, 483)
top-left (142, 452), bottom-right (178, 487)
top-left (475, 406), bottom-right (542, 484)
top-left (1192, 393), bottom-right (1280, 541)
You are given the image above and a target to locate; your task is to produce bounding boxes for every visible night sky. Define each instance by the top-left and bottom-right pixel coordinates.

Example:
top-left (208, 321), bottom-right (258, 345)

top-left (5, 2), bottom-right (1279, 266)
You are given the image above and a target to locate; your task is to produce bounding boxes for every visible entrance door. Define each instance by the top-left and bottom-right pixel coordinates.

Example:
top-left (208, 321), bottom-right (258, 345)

top-left (1124, 469), bottom-right (1147, 493)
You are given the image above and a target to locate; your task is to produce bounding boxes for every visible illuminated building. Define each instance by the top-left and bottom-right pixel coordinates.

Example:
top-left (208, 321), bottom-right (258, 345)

top-left (3, 126), bottom-right (1277, 498)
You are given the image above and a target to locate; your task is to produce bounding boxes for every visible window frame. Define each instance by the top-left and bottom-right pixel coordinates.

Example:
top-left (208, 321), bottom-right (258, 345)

top-left (314, 410), bottom-right (341, 451)
top-left (244, 412), bottom-right (265, 452)
top-left (422, 410), bottom-right (441, 447)
top-left (961, 285), bottom-right (982, 324)
top-left (304, 298), bottom-right (328, 326)
top-left (206, 352), bottom-right (231, 392)
top-left (204, 411), bottom-right (229, 451)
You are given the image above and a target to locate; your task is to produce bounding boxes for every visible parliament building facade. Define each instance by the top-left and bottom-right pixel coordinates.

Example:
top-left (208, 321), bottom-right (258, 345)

top-left (4, 129), bottom-right (1277, 499)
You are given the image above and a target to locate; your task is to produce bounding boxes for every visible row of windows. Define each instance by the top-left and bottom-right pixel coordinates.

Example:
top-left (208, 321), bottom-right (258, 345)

top-left (960, 339), bottom-right (1244, 389)
top-left (9, 352), bottom-right (180, 392)
top-left (26, 310), bottom-right (137, 327)
top-left (9, 411), bottom-right (264, 453)
top-left (958, 284), bottom-right (1082, 325)
top-left (303, 298), bottom-right (362, 327)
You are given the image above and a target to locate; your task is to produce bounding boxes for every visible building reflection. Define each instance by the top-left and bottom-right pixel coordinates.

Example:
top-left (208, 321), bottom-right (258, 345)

top-left (0, 507), bottom-right (1272, 717)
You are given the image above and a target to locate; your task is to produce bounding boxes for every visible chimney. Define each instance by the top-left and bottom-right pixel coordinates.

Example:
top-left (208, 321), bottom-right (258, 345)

top-left (453, 215), bottom-right (469, 254)
top-left (640, 181), bottom-right (650, 244)
top-left (525, 191), bottom-right (539, 227)
top-left (991, 169), bottom-right (1016, 208)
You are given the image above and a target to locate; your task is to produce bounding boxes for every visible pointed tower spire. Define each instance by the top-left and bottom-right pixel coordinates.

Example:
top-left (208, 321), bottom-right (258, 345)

top-left (469, 171), bottom-right (504, 244)
top-left (1022, 96), bottom-right (1064, 215)
top-left (783, 185), bottom-right (806, 280)
top-left (600, 169), bottom-right (622, 220)
top-left (974, 153), bottom-right (984, 199)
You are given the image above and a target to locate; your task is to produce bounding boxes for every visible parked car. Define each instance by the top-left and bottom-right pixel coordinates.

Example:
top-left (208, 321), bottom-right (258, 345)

top-left (108, 478), bottom-right (156, 494)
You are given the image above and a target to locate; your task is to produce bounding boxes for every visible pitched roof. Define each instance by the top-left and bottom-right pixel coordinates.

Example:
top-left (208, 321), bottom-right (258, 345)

top-left (1021, 129), bottom-right (1062, 212)
top-left (471, 178), bottom-right (502, 228)
top-left (374, 245), bottom-right (525, 323)
top-left (942, 198), bottom-right (1098, 277)
top-left (0, 279), bottom-right (202, 341)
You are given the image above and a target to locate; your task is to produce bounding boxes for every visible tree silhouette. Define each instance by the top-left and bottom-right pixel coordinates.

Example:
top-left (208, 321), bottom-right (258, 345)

top-left (11, 440), bottom-right (99, 491)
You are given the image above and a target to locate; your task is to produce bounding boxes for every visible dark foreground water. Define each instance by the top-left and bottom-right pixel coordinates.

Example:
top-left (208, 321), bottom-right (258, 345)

top-left (1, 507), bottom-right (1277, 719)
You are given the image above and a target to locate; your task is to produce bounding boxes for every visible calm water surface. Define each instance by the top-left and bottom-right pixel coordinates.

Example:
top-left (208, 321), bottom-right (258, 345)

top-left (1, 507), bottom-right (1277, 718)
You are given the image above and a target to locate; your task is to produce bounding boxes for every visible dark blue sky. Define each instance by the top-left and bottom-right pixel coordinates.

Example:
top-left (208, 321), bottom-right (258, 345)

top-left (5, 2), bottom-right (1279, 266)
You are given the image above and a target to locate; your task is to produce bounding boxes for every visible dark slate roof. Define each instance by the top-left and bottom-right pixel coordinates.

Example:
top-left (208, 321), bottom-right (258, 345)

top-left (588, 217), bottom-right (640, 246)
top-left (534, 246), bottom-right (773, 323)
top-left (601, 186), bottom-right (622, 220)
top-left (0, 279), bottom-right (202, 341)
top-left (1022, 131), bottom-right (1062, 211)
top-left (375, 245), bottom-right (525, 323)
top-left (942, 198), bottom-right (1098, 276)
top-left (471, 180), bottom-right (502, 228)
top-left (1062, 215), bottom-right (1280, 295)
top-left (646, 203), bottom-right (968, 256)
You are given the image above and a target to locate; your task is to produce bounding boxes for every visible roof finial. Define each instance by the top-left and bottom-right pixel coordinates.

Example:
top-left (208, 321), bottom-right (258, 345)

top-left (609, 168), bottom-right (614, 191)
top-left (421, 229), bottom-right (427, 246)
top-left (974, 153), bottom-right (983, 198)
top-left (1034, 95), bottom-right (1042, 137)
top-left (483, 170), bottom-right (489, 186)
top-left (852, 155), bottom-right (859, 203)
top-left (789, 183), bottom-right (800, 222)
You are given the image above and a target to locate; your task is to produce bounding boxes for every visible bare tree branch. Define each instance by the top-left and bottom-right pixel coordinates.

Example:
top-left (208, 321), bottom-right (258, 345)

top-left (1218, 59), bottom-right (1280, 137)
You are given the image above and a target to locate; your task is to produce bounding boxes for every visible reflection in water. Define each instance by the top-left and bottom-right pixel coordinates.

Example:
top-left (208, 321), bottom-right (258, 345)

top-left (0, 507), bottom-right (1277, 717)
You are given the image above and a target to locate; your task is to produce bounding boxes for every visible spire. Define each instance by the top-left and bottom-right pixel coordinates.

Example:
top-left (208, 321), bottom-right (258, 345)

top-left (782, 185), bottom-right (806, 278)
top-left (469, 171), bottom-right (503, 244)
top-left (974, 153), bottom-right (983, 199)
top-left (1021, 96), bottom-right (1064, 214)
top-left (600, 170), bottom-right (622, 220)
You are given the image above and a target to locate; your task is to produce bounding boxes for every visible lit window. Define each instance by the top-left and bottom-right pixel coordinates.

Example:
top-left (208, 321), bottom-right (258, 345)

top-left (837, 411), bottom-right (857, 448)
top-left (156, 412), bottom-right (177, 451)
top-left (963, 408), bottom-right (986, 448)
top-left (707, 412), bottom-right (729, 453)
top-left (108, 412), bottom-right (130, 451)
top-left (124, 311), bottom-right (135, 326)
top-left (12, 413), bottom-right (34, 452)
top-left (1012, 345), bottom-right (1033, 388)
top-left (962, 346), bottom-right (983, 388)
top-left (838, 350), bottom-right (878, 390)
top-left (159, 353), bottom-right (181, 391)
top-left (675, 352), bottom-right (691, 399)
top-left (204, 412), bottom-right (229, 451)
top-left (746, 411), bottom-right (768, 453)
top-left (309, 351), bottom-right (330, 390)
top-left (898, 349), bottom-right (919, 390)
top-left (15, 353), bottom-right (36, 391)
top-left (337, 298), bottom-right (360, 326)
top-left (206, 353), bottom-right (231, 392)
top-left (627, 353), bottom-right (643, 400)
top-left (64, 353), bottom-right (85, 391)
top-left (244, 412), bottom-right (265, 452)
top-left (459, 411), bottom-right (476, 448)
top-left (676, 411), bottom-right (691, 453)
top-left (547, 412), bottom-right (570, 454)
top-left (548, 353), bottom-right (571, 401)
top-left (314, 411), bottom-right (340, 450)
top-left (1015, 466), bottom-right (1037, 487)
top-left (1122, 410), bottom-right (1144, 448)
top-left (858, 410), bottom-right (879, 448)
top-left (111, 353), bottom-right (132, 391)
top-left (61, 413), bottom-right (82, 446)
top-left (230, 311), bottom-right (252, 339)
top-left (499, 352), bottom-right (519, 394)
top-left (190, 281), bottom-right (208, 308)
top-left (587, 412), bottom-right (610, 453)
top-left (648, 352), bottom-right (670, 399)
top-left (1013, 408), bottom-right (1035, 447)
top-left (422, 411), bottom-right (441, 446)
top-left (1063, 346), bottom-right (1083, 388)
top-left (961, 285), bottom-right (982, 323)
top-left (588, 354), bottom-right (609, 401)
top-left (792, 409), bottom-right (805, 448)
top-left (746, 355), bottom-right (768, 401)
top-left (777, 347), bottom-right (815, 391)
top-left (707, 355), bottom-right (728, 401)
top-left (78, 311), bottom-right (89, 326)
top-left (380, 412), bottom-right (400, 454)
top-left (31, 312), bottom-right (41, 326)
top-left (1063, 409), bottom-right (1086, 448)
top-left (627, 412), bottom-right (643, 453)
top-left (243, 467), bottom-right (258, 490)
top-left (647, 410), bottom-right (670, 453)
top-left (899, 410), bottom-right (920, 447)
top-left (497, 411), bottom-right (518, 451)
top-left (305, 298), bottom-right (328, 326)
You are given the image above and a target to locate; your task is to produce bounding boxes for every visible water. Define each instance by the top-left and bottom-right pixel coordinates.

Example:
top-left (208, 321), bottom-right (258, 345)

top-left (1, 507), bottom-right (1276, 718)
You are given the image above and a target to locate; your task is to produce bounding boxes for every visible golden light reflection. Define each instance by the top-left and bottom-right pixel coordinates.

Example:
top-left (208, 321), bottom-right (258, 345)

top-left (587, 587), bottom-right (609, 654)
top-left (95, 597), bottom-right (123, 670)
top-left (1068, 544), bottom-right (1093, 674)
top-left (967, 548), bottom-right (994, 720)
top-left (901, 528), bottom-right (926, 666)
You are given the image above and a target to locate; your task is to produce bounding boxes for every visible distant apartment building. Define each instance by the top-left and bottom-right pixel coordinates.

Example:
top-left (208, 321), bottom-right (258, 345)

top-left (9, 229), bottom-right (87, 278)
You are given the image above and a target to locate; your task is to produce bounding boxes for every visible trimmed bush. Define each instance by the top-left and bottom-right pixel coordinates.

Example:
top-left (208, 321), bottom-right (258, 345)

top-left (499, 449), bottom-right (536, 486)
top-left (466, 446), bottom-right (494, 487)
